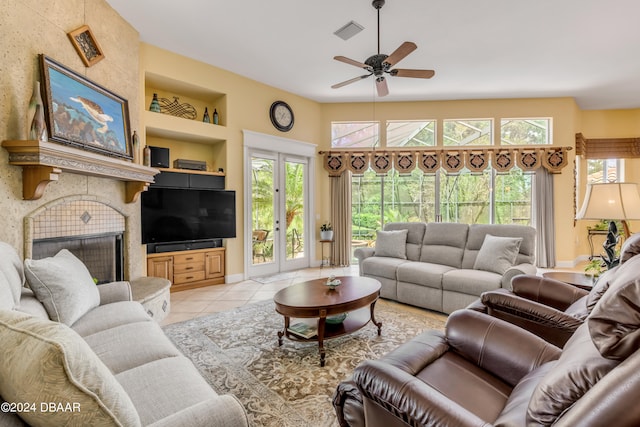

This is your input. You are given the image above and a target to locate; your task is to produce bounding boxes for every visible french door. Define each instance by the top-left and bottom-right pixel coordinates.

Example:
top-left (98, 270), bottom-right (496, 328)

top-left (247, 150), bottom-right (310, 277)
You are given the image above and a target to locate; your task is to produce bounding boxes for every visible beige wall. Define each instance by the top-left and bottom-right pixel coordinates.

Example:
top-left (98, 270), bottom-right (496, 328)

top-left (2, 1), bottom-right (639, 276)
top-left (0, 0), bottom-right (145, 278)
top-left (574, 109), bottom-right (640, 256)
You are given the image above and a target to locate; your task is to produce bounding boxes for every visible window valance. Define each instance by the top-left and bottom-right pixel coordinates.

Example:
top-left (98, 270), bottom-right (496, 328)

top-left (320, 146), bottom-right (572, 176)
top-left (575, 133), bottom-right (640, 159)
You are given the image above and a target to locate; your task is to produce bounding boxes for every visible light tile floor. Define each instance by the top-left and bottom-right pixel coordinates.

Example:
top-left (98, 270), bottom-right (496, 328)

top-left (160, 262), bottom-right (590, 326)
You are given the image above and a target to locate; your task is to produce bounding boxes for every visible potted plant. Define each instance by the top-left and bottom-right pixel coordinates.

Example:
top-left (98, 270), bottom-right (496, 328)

top-left (584, 258), bottom-right (604, 279)
top-left (320, 222), bottom-right (333, 241)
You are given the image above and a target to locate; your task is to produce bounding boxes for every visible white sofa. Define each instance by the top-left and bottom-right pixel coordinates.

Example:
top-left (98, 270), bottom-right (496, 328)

top-left (0, 242), bottom-right (248, 427)
top-left (355, 222), bottom-right (537, 314)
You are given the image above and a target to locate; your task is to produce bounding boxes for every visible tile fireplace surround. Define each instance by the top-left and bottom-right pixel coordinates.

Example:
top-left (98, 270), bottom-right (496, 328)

top-left (24, 196), bottom-right (128, 280)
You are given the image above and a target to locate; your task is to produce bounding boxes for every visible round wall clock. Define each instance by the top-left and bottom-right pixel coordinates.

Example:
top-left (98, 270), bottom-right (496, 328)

top-left (269, 101), bottom-right (294, 132)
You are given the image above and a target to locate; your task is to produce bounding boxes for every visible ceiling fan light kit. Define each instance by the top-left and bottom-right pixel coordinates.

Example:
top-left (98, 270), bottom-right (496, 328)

top-left (332, 0), bottom-right (435, 97)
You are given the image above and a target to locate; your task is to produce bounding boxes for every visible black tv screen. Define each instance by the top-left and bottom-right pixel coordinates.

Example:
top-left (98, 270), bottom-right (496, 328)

top-left (141, 187), bottom-right (236, 244)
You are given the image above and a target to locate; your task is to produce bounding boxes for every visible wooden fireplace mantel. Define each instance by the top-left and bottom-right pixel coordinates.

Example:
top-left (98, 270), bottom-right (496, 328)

top-left (2, 140), bottom-right (159, 203)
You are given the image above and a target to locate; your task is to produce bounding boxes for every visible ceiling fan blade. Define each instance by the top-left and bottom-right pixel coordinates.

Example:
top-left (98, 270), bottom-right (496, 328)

top-left (331, 74), bottom-right (371, 89)
top-left (334, 56), bottom-right (371, 70)
top-left (383, 42), bottom-right (417, 67)
top-left (376, 77), bottom-right (389, 97)
top-left (390, 69), bottom-right (435, 79)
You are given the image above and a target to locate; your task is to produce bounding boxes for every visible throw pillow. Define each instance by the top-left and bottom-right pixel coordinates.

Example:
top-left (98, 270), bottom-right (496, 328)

top-left (0, 310), bottom-right (141, 427)
top-left (374, 229), bottom-right (409, 259)
top-left (473, 234), bottom-right (523, 275)
top-left (24, 249), bottom-right (100, 326)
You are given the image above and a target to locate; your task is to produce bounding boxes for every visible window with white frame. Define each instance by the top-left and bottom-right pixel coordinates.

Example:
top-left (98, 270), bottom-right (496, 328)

top-left (587, 159), bottom-right (621, 183)
top-left (340, 117), bottom-right (549, 259)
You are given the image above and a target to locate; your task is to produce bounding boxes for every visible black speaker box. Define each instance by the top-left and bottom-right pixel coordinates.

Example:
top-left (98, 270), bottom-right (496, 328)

top-left (149, 146), bottom-right (170, 168)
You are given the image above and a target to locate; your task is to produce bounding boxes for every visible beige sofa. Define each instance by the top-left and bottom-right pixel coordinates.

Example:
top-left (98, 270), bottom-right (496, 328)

top-left (0, 242), bottom-right (248, 427)
top-left (355, 222), bottom-right (537, 314)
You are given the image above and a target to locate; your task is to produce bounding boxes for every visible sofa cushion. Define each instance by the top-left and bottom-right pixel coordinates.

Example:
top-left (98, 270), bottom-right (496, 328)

top-left (15, 288), bottom-right (49, 319)
top-left (619, 232), bottom-right (640, 264)
top-left (420, 223), bottom-right (469, 268)
top-left (383, 222), bottom-right (426, 261)
top-left (24, 249), bottom-right (100, 326)
top-left (361, 256), bottom-right (408, 280)
top-left (584, 266), bottom-right (617, 314)
top-left (115, 356), bottom-right (218, 426)
top-left (0, 241), bottom-right (25, 310)
top-left (473, 234), bottom-right (522, 275)
top-left (374, 229), bottom-right (408, 259)
top-left (0, 309), bottom-right (141, 427)
top-left (397, 262), bottom-right (455, 289)
top-left (527, 323), bottom-right (618, 425)
top-left (83, 321), bottom-right (181, 374)
top-left (494, 361), bottom-right (556, 427)
top-left (442, 269), bottom-right (502, 296)
top-left (0, 272), bottom-right (16, 311)
top-left (72, 301), bottom-right (151, 337)
top-left (588, 255), bottom-right (640, 360)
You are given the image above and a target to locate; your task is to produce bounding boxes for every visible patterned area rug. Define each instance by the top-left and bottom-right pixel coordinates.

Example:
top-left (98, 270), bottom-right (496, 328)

top-left (163, 299), bottom-right (446, 427)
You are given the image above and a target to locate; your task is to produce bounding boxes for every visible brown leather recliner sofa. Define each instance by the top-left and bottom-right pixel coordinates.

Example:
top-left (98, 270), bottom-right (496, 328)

top-left (468, 232), bottom-right (640, 347)
top-left (334, 253), bottom-right (640, 426)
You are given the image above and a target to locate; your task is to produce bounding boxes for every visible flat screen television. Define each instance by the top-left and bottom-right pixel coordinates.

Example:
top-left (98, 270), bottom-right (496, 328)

top-left (141, 187), bottom-right (236, 245)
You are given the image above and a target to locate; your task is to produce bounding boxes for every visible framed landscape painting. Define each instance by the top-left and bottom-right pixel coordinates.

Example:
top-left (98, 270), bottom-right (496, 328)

top-left (39, 54), bottom-right (132, 160)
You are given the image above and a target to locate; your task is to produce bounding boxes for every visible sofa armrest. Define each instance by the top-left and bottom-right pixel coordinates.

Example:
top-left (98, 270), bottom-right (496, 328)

top-left (97, 281), bottom-right (132, 305)
top-left (481, 289), bottom-right (584, 347)
top-left (147, 395), bottom-right (249, 427)
top-left (501, 263), bottom-right (537, 289)
top-left (446, 310), bottom-right (561, 387)
top-left (354, 247), bottom-right (375, 264)
top-left (354, 359), bottom-right (490, 427)
top-left (511, 274), bottom-right (588, 310)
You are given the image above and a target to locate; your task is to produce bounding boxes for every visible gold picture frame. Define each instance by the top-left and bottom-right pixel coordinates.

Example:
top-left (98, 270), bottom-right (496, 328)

top-left (67, 25), bottom-right (105, 67)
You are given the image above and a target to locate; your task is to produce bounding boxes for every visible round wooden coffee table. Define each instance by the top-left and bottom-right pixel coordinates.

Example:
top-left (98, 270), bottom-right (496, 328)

top-left (273, 276), bottom-right (382, 367)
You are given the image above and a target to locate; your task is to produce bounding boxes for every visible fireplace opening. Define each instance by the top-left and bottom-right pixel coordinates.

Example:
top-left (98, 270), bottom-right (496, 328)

top-left (32, 233), bottom-right (124, 284)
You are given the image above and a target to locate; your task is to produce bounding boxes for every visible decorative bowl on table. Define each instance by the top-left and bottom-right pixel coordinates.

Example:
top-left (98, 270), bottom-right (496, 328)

top-left (326, 275), bottom-right (342, 290)
top-left (326, 313), bottom-right (348, 324)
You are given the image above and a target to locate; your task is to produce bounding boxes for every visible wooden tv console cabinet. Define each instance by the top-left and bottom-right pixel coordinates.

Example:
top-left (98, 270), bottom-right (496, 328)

top-left (147, 247), bottom-right (225, 292)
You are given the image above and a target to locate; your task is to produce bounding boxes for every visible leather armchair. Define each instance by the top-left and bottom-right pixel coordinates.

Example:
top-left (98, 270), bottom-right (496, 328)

top-left (472, 232), bottom-right (640, 347)
top-left (334, 254), bottom-right (640, 426)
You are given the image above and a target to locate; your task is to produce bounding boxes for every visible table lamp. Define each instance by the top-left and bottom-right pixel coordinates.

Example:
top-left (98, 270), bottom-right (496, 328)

top-left (576, 182), bottom-right (640, 238)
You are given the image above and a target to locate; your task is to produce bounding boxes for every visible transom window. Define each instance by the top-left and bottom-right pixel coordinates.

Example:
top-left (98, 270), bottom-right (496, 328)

top-left (386, 120), bottom-right (435, 147)
top-left (443, 119), bottom-right (492, 146)
top-left (501, 119), bottom-right (551, 145)
top-left (331, 121), bottom-right (379, 148)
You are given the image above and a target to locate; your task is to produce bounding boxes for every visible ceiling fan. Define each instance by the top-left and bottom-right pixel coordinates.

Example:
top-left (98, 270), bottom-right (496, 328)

top-left (331, 0), bottom-right (435, 97)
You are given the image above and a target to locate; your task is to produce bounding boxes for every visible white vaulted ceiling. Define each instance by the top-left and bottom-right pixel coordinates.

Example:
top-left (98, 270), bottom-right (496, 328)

top-left (106, 0), bottom-right (640, 109)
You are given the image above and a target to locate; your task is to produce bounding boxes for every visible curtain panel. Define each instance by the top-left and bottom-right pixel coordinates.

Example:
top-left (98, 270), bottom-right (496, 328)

top-left (330, 172), bottom-right (352, 266)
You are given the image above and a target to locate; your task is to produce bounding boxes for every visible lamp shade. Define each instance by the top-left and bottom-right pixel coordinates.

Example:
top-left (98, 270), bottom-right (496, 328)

top-left (576, 182), bottom-right (640, 220)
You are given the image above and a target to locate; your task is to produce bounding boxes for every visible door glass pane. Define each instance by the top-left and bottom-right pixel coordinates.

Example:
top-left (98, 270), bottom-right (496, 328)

top-left (251, 157), bottom-right (274, 265)
top-left (285, 160), bottom-right (305, 261)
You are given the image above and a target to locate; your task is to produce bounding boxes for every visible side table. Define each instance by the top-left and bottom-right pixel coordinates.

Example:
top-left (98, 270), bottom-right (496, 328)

top-left (587, 229), bottom-right (608, 260)
top-left (320, 239), bottom-right (334, 269)
top-left (542, 271), bottom-right (595, 291)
